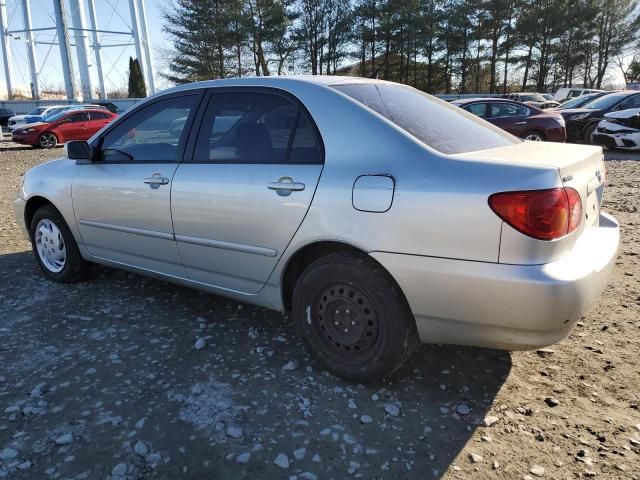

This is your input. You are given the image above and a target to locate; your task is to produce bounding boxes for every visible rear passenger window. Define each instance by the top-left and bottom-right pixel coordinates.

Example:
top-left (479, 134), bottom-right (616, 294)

top-left (90, 111), bottom-right (111, 120)
top-left (290, 114), bottom-right (323, 163)
top-left (194, 91), bottom-right (322, 164)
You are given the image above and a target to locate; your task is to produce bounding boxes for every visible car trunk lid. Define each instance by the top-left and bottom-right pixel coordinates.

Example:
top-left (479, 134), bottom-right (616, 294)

top-left (452, 141), bottom-right (605, 229)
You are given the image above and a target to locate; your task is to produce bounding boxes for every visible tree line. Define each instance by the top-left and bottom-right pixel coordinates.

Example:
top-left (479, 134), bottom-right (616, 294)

top-left (162, 0), bottom-right (640, 94)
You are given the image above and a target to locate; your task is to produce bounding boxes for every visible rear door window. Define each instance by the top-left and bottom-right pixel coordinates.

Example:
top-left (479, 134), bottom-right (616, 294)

top-left (487, 103), bottom-right (529, 119)
top-left (334, 83), bottom-right (518, 154)
top-left (194, 91), bottom-right (323, 164)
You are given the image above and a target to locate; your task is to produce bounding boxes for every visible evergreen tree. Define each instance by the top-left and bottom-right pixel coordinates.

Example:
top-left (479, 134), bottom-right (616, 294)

top-left (127, 57), bottom-right (147, 98)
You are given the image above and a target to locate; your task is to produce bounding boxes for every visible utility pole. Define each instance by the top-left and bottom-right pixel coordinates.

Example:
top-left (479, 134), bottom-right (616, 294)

top-left (53, 0), bottom-right (76, 100)
top-left (0, 0), bottom-right (13, 99)
top-left (136, 0), bottom-right (154, 94)
top-left (86, 0), bottom-right (106, 98)
top-left (21, 0), bottom-right (40, 99)
top-left (68, 0), bottom-right (92, 100)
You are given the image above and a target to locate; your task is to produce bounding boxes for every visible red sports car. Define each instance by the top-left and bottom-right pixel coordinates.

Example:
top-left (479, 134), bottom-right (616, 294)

top-left (12, 109), bottom-right (117, 148)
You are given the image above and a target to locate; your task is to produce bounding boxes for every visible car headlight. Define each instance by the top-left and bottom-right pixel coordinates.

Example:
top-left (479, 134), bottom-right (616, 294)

top-left (570, 113), bottom-right (591, 120)
top-left (24, 128), bottom-right (36, 133)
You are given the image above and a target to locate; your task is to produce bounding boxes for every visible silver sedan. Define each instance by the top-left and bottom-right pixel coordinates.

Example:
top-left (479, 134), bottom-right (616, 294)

top-left (14, 77), bottom-right (619, 381)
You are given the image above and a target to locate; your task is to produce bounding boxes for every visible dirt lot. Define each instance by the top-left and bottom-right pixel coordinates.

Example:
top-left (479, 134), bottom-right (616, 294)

top-left (0, 141), bottom-right (638, 480)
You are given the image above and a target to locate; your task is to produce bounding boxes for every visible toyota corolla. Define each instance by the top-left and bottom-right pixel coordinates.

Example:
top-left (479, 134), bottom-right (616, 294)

top-left (14, 77), bottom-right (619, 381)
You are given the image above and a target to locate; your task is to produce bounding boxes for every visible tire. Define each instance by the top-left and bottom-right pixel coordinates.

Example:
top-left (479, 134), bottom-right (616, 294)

top-left (38, 132), bottom-right (58, 149)
top-left (292, 251), bottom-right (418, 382)
top-left (583, 123), bottom-right (597, 144)
top-left (524, 130), bottom-right (545, 142)
top-left (29, 205), bottom-right (90, 283)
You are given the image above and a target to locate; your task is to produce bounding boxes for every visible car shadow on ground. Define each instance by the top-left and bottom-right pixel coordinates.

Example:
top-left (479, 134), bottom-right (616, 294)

top-left (0, 251), bottom-right (511, 479)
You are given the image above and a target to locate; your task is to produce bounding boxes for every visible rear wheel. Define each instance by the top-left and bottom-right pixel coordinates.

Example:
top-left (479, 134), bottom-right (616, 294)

top-left (292, 251), bottom-right (418, 382)
top-left (524, 131), bottom-right (545, 141)
top-left (38, 132), bottom-right (57, 149)
top-left (29, 205), bottom-right (90, 283)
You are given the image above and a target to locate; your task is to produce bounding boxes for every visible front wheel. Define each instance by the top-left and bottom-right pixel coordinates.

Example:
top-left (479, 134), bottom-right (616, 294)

top-left (30, 205), bottom-right (90, 283)
top-left (292, 251), bottom-right (418, 382)
top-left (583, 123), bottom-right (597, 144)
top-left (38, 132), bottom-right (58, 149)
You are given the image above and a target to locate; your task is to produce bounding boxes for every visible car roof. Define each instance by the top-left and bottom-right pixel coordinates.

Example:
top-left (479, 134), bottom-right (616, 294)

top-left (158, 75), bottom-right (402, 98)
top-left (452, 97), bottom-right (517, 105)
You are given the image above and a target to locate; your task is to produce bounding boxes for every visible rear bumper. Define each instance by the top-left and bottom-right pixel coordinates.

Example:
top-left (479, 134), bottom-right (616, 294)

top-left (370, 212), bottom-right (619, 350)
top-left (545, 126), bottom-right (567, 142)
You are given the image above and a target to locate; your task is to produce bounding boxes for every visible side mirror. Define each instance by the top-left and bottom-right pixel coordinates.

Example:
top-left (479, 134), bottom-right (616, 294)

top-left (65, 140), bottom-right (92, 163)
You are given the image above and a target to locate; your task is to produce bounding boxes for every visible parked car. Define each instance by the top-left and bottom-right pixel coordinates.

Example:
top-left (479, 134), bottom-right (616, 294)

top-left (0, 108), bottom-right (15, 127)
top-left (554, 92), bottom-right (607, 110)
top-left (592, 108), bottom-right (640, 150)
top-left (452, 98), bottom-right (566, 142)
top-left (15, 77), bottom-right (619, 381)
top-left (505, 92), bottom-right (559, 109)
top-left (11, 108), bottom-right (116, 148)
top-left (8, 106), bottom-right (54, 132)
top-left (559, 90), bottom-right (640, 142)
top-left (554, 87), bottom-right (605, 102)
top-left (8, 104), bottom-right (107, 131)
top-left (23, 104), bottom-right (107, 125)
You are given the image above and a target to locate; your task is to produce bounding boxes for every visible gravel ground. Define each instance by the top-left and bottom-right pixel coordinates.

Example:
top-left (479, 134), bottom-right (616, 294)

top-left (0, 141), bottom-right (638, 480)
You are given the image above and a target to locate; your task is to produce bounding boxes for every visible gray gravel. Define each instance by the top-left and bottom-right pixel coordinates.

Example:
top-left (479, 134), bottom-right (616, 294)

top-left (1, 141), bottom-right (639, 479)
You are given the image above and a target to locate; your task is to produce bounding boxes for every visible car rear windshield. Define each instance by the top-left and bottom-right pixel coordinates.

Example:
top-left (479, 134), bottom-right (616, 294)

top-left (332, 83), bottom-right (518, 154)
top-left (520, 94), bottom-right (546, 102)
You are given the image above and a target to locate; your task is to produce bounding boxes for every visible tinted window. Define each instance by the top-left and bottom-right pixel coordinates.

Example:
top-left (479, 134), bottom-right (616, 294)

top-left (100, 94), bottom-right (199, 162)
top-left (28, 107), bottom-right (47, 115)
top-left (67, 112), bottom-right (89, 122)
top-left (195, 92), bottom-right (300, 163)
top-left (290, 113), bottom-right (323, 163)
top-left (90, 111), bottom-right (111, 120)
top-left (0, 109), bottom-right (11, 115)
top-left (334, 83), bottom-right (517, 154)
top-left (520, 94), bottom-right (546, 102)
top-left (618, 94), bottom-right (640, 110)
top-left (465, 103), bottom-right (488, 118)
top-left (586, 92), bottom-right (631, 110)
top-left (487, 102), bottom-right (529, 118)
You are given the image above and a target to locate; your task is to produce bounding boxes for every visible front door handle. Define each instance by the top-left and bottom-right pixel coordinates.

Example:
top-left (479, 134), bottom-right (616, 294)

top-left (514, 121), bottom-right (528, 125)
top-left (268, 177), bottom-right (305, 196)
top-left (144, 173), bottom-right (170, 189)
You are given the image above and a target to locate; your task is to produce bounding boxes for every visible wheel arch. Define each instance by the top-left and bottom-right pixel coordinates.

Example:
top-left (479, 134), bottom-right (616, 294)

top-left (23, 196), bottom-right (59, 238)
top-left (280, 240), bottom-right (411, 314)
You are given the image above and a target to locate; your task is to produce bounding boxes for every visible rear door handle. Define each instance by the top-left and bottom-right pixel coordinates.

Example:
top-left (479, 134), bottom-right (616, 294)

top-left (268, 177), bottom-right (305, 196)
top-left (144, 173), bottom-right (170, 189)
top-left (514, 121), bottom-right (528, 125)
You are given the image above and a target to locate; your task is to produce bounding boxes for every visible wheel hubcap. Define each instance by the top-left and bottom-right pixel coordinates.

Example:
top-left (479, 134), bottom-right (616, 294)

top-left (525, 134), bottom-right (543, 141)
top-left (315, 284), bottom-right (380, 357)
top-left (40, 134), bottom-right (56, 148)
top-left (35, 219), bottom-right (66, 273)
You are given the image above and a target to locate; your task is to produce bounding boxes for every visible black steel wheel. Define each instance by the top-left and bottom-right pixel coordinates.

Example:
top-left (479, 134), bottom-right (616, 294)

top-left (293, 251), bottom-right (418, 381)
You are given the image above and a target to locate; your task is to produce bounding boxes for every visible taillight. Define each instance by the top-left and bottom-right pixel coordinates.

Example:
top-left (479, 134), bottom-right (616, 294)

top-left (489, 188), bottom-right (582, 241)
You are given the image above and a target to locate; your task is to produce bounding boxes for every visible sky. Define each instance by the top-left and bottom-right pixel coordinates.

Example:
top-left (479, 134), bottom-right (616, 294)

top-left (0, 0), bottom-right (628, 99)
top-left (0, 0), bottom-right (170, 98)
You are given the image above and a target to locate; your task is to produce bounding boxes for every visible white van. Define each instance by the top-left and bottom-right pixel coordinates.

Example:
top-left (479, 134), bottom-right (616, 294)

top-left (554, 87), bottom-right (605, 102)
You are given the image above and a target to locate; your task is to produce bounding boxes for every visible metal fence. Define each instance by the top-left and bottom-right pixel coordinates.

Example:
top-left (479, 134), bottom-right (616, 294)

top-left (0, 98), bottom-right (143, 115)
